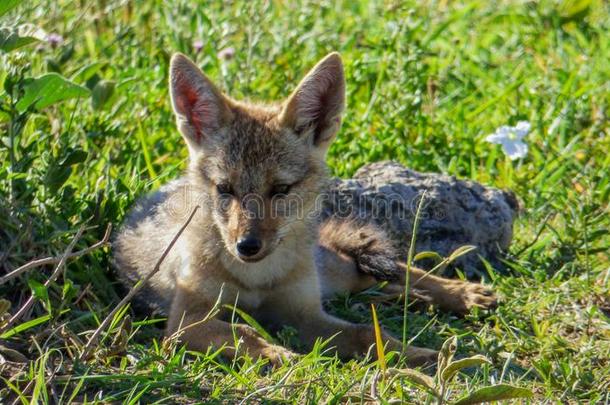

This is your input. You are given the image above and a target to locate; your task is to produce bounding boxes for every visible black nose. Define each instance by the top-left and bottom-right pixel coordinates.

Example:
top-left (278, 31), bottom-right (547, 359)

top-left (236, 236), bottom-right (262, 257)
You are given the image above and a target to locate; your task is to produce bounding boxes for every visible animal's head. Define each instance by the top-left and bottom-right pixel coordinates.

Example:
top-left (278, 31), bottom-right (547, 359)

top-left (169, 52), bottom-right (345, 263)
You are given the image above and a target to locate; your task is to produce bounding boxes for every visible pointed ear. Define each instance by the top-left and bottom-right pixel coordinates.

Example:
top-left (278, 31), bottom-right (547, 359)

top-left (169, 53), bottom-right (232, 150)
top-left (279, 52), bottom-right (345, 150)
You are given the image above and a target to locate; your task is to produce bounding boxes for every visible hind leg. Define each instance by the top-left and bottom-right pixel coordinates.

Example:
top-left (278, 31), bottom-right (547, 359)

top-left (315, 245), bottom-right (429, 302)
top-left (387, 264), bottom-right (497, 315)
top-left (315, 245), bottom-right (379, 300)
top-left (316, 218), bottom-right (496, 314)
top-left (316, 245), bottom-right (496, 315)
top-left (315, 218), bottom-right (405, 299)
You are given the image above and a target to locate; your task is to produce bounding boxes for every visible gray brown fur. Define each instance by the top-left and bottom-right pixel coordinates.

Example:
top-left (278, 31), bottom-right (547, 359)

top-left (113, 52), bottom-right (496, 367)
top-left (318, 217), bottom-right (401, 281)
top-left (321, 161), bottom-right (518, 277)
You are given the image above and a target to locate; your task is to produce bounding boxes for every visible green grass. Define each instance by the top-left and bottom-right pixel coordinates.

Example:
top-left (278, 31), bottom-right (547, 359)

top-left (1, 0), bottom-right (609, 402)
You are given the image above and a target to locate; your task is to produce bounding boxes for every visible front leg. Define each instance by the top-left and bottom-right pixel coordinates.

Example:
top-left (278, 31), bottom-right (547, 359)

top-left (263, 270), bottom-right (437, 367)
top-left (167, 282), bottom-right (295, 366)
top-left (297, 311), bottom-right (437, 367)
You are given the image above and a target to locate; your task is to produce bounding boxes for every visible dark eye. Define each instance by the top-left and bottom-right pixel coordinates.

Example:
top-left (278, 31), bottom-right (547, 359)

top-left (216, 183), bottom-right (234, 197)
top-left (270, 184), bottom-right (291, 197)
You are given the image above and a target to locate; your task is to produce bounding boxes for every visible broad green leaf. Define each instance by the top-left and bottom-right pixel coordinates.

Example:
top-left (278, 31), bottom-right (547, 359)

top-left (441, 355), bottom-right (491, 384)
top-left (71, 61), bottom-right (107, 82)
top-left (413, 251), bottom-right (443, 263)
top-left (28, 278), bottom-right (51, 312)
top-left (388, 367), bottom-right (439, 398)
top-left (61, 278), bottom-right (76, 301)
top-left (452, 384), bottom-right (534, 405)
top-left (559, 0), bottom-right (591, 21)
top-left (59, 148), bottom-right (88, 166)
top-left (16, 73), bottom-right (90, 112)
top-left (28, 279), bottom-right (48, 302)
top-left (44, 164), bottom-right (72, 193)
top-left (438, 336), bottom-right (458, 373)
top-left (0, 24), bottom-right (46, 52)
top-left (91, 79), bottom-right (116, 110)
top-left (0, 0), bottom-right (21, 17)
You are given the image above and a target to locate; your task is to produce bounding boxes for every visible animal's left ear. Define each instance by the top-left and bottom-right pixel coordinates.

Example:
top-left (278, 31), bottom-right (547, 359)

top-left (279, 52), bottom-right (345, 151)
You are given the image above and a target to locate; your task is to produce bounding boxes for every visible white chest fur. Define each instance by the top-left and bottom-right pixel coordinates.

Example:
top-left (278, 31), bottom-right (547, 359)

top-left (220, 242), bottom-right (301, 290)
top-left (178, 226), bottom-right (314, 312)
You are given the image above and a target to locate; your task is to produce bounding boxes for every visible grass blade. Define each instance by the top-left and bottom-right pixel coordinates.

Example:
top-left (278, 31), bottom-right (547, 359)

top-left (370, 303), bottom-right (387, 372)
top-left (403, 191), bottom-right (427, 347)
top-left (224, 304), bottom-right (276, 344)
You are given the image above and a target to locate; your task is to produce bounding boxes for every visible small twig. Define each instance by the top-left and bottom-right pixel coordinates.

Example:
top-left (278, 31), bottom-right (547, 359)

top-left (0, 226), bottom-right (85, 335)
top-left (370, 369), bottom-right (381, 402)
top-left (78, 206), bottom-right (199, 361)
top-left (0, 224), bottom-right (112, 286)
top-left (72, 283), bottom-right (92, 306)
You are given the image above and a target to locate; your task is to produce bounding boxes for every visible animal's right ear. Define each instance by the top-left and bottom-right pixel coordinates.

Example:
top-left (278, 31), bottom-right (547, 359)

top-left (169, 53), bottom-right (232, 150)
top-left (279, 52), bottom-right (345, 153)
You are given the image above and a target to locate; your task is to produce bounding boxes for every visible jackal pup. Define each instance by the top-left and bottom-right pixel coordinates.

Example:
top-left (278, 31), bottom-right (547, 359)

top-left (114, 52), bottom-right (496, 366)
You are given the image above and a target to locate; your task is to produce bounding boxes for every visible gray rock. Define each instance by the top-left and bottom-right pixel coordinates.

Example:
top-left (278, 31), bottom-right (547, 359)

top-left (323, 161), bottom-right (519, 278)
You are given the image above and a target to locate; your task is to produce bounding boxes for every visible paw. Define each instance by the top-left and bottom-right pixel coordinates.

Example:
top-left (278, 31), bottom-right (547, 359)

top-left (383, 336), bottom-right (438, 368)
top-left (260, 344), bottom-right (297, 367)
top-left (450, 281), bottom-right (497, 315)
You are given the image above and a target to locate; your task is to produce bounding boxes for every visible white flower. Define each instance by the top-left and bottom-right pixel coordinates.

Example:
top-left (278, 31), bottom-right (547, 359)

top-left (485, 121), bottom-right (530, 160)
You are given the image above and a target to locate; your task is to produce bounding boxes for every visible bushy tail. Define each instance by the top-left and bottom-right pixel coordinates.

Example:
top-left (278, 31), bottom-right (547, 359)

top-left (318, 217), bottom-right (401, 281)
